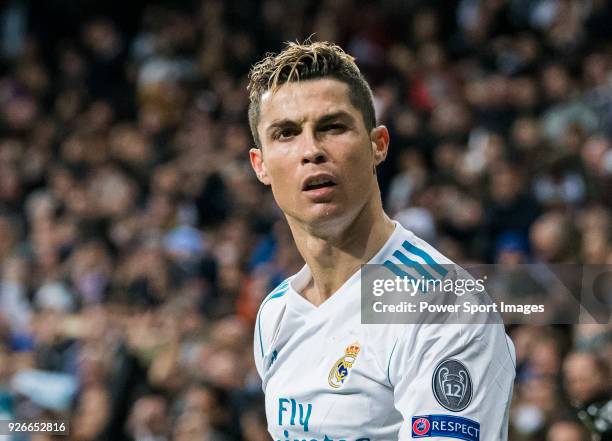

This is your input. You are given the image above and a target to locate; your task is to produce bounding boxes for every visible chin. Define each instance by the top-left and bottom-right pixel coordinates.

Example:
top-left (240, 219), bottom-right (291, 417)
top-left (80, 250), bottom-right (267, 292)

top-left (302, 204), bottom-right (354, 230)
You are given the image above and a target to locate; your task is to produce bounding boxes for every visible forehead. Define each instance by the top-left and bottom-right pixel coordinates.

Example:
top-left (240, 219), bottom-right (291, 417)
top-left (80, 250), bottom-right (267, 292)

top-left (258, 78), bottom-right (357, 126)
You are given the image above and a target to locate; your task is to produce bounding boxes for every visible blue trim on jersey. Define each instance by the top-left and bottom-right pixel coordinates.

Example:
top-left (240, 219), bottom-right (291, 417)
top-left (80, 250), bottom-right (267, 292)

top-left (257, 279), bottom-right (290, 358)
top-left (383, 260), bottom-right (409, 277)
top-left (392, 250), bottom-right (435, 280)
top-left (270, 279), bottom-right (289, 295)
top-left (270, 289), bottom-right (287, 299)
top-left (387, 338), bottom-right (399, 385)
top-left (401, 241), bottom-right (448, 277)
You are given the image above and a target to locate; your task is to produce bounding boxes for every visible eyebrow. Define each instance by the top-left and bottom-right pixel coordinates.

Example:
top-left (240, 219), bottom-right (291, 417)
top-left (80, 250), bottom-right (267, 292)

top-left (265, 111), bottom-right (355, 135)
top-left (316, 111), bottom-right (355, 126)
top-left (265, 119), bottom-right (299, 136)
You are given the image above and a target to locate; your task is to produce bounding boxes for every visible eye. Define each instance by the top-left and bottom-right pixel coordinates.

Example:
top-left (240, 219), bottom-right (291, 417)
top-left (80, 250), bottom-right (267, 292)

top-left (273, 128), bottom-right (298, 141)
top-left (321, 123), bottom-right (346, 133)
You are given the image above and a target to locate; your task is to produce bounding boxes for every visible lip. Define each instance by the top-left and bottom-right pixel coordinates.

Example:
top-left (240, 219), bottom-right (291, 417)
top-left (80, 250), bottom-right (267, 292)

top-left (301, 173), bottom-right (338, 191)
top-left (303, 185), bottom-right (337, 201)
top-left (301, 173), bottom-right (338, 202)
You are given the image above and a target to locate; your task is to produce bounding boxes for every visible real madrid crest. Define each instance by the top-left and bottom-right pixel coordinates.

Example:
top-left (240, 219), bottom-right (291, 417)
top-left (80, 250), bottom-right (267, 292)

top-left (328, 342), bottom-right (360, 388)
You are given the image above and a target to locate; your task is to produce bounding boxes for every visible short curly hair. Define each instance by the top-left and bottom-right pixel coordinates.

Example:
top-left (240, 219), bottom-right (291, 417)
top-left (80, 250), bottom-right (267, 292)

top-left (247, 41), bottom-right (376, 148)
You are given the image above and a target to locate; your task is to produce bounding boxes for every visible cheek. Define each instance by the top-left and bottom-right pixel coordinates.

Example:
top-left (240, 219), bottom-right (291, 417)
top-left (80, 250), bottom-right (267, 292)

top-left (266, 161), bottom-right (300, 206)
top-left (344, 147), bottom-right (375, 184)
top-left (269, 181), bottom-right (301, 216)
top-left (266, 157), bottom-right (296, 187)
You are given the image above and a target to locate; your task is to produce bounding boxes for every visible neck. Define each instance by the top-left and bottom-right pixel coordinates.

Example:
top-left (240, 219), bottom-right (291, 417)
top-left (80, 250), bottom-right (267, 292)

top-left (286, 196), bottom-right (395, 306)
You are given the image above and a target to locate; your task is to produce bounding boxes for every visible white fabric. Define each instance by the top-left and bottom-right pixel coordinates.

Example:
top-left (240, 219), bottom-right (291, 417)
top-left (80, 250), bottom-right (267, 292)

top-left (254, 222), bottom-right (515, 441)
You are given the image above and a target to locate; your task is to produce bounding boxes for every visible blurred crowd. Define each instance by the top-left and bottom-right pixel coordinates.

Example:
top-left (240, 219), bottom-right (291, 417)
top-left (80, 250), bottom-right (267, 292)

top-left (0, 0), bottom-right (610, 440)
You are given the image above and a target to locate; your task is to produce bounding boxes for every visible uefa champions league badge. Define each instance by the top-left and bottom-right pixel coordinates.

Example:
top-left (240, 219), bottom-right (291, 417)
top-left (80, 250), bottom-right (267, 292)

top-left (411, 415), bottom-right (480, 441)
top-left (328, 342), bottom-right (360, 388)
top-left (432, 359), bottom-right (473, 412)
top-left (412, 417), bottom-right (431, 436)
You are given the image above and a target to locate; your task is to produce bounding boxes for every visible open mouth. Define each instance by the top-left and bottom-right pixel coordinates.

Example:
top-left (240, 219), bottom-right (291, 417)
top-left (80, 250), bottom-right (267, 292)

top-left (302, 175), bottom-right (337, 191)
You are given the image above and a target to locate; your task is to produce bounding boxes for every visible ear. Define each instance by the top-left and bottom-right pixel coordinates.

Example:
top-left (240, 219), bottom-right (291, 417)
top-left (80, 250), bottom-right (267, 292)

top-left (249, 147), bottom-right (271, 185)
top-left (370, 125), bottom-right (390, 166)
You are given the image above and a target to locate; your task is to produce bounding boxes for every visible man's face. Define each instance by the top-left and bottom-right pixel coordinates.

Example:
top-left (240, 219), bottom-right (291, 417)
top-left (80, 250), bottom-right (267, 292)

top-left (563, 353), bottom-right (605, 404)
top-left (250, 79), bottom-right (388, 230)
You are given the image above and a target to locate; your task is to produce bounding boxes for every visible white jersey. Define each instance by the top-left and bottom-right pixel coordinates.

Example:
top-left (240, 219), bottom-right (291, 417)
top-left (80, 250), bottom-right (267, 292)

top-left (254, 222), bottom-right (515, 441)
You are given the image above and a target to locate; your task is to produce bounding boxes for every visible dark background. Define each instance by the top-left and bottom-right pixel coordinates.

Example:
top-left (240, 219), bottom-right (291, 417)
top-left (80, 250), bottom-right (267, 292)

top-left (0, 0), bottom-right (610, 440)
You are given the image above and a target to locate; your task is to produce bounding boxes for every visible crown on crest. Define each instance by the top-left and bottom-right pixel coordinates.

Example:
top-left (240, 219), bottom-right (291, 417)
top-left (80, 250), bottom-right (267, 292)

top-left (345, 343), bottom-right (360, 356)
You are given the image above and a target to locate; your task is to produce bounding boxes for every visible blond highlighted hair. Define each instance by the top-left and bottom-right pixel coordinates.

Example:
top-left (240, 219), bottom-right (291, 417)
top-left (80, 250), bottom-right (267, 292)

top-left (247, 41), bottom-right (376, 148)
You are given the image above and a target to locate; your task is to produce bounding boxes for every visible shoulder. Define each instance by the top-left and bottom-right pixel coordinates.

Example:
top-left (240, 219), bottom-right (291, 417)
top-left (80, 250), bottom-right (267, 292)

top-left (256, 276), bottom-right (292, 328)
top-left (381, 225), bottom-right (454, 280)
top-left (383, 228), bottom-right (515, 367)
top-left (257, 277), bottom-right (292, 316)
top-left (254, 276), bottom-right (293, 359)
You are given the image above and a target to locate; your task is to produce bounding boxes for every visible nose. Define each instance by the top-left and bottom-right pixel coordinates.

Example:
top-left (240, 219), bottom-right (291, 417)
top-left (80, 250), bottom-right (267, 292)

top-left (300, 130), bottom-right (327, 165)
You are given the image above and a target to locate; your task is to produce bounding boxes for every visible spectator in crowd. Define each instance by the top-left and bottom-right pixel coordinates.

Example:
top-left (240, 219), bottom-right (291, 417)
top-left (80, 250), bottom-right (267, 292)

top-left (0, 1), bottom-right (610, 440)
top-left (563, 351), bottom-right (612, 440)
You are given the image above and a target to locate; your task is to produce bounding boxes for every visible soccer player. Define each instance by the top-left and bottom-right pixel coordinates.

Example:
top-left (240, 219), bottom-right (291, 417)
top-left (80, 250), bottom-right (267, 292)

top-left (247, 41), bottom-right (515, 441)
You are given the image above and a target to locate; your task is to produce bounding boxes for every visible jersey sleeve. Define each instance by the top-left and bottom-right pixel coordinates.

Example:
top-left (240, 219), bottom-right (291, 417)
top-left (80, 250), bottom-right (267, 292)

top-left (253, 309), bottom-right (266, 380)
top-left (254, 297), bottom-right (277, 381)
top-left (388, 323), bottom-right (515, 441)
top-left (252, 278), bottom-right (291, 385)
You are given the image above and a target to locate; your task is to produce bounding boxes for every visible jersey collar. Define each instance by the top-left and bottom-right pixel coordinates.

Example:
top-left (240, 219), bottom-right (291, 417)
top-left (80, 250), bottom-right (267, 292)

top-left (286, 221), bottom-right (406, 315)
